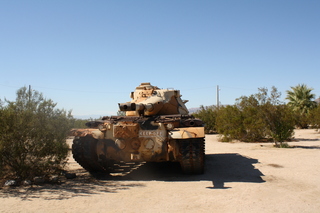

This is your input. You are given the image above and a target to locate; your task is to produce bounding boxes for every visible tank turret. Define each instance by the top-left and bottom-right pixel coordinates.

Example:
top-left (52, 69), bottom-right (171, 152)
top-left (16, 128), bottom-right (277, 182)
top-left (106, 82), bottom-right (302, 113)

top-left (118, 82), bottom-right (189, 116)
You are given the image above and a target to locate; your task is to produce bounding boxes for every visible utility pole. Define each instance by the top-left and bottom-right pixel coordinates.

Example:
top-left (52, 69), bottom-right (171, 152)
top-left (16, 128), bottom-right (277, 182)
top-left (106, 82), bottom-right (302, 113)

top-left (216, 85), bottom-right (220, 108)
top-left (28, 85), bottom-right (31, 103)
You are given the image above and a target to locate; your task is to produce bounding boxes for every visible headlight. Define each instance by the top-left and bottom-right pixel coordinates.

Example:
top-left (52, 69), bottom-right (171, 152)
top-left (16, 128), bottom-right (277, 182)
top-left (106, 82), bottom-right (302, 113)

top-left (166, 123), bottom-right (174, 130)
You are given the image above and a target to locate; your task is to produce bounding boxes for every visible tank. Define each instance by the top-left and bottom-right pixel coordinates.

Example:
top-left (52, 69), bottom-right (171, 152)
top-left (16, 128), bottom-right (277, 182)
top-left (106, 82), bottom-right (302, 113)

top-left (71, 82), bottom-right (205, 175)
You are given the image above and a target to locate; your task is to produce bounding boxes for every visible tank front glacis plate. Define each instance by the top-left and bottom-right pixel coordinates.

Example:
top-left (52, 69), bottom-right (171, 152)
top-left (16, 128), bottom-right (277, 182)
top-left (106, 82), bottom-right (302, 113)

top-left (138, 123), bottom-right (167, 161)
top-left (106, 122), bottom-right (168, 162)
top-left (113, 123), bottom-right (139, 138)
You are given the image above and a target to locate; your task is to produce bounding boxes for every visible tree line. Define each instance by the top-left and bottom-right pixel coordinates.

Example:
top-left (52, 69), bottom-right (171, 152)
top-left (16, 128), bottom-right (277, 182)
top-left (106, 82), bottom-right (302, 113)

top-left (193, 84), bottom-right (320, 147)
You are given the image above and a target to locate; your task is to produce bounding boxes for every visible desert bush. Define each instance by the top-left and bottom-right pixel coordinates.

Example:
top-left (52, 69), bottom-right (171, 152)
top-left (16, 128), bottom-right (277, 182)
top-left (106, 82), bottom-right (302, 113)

top-left (292, 112), bottom-right (310, 129)
top-left (193, 105), bottom-right (218, 133)
top-left (0, 87), bottom-right (72, 181)
top-left (215, 87), bottom-right (295, 145)
top-left (309, 105), bottom-right (320, 129)
top-left (262, 103), bottom-right (295, 146)
top-left (215, 105), bottom-right (245, 142)
top-left (236, 95), bottom-right (266, 142)
top-left (70, 118), bottom-right (91, 128)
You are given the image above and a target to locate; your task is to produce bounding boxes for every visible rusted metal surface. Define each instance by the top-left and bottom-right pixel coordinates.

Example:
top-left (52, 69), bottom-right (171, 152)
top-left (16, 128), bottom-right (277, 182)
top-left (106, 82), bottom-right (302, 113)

top-left (71, 82), bottom-right (205, 175)
top-left (118, 82), bottom-right (189, 116)
top-left (168, 127), bottom-right (205, 139)
top-left (69, 128), bottom-right (104, 139)
top-left (69, 128), bottom-right (95, 137)
top-left (113, 123), bottom-right (139, 138)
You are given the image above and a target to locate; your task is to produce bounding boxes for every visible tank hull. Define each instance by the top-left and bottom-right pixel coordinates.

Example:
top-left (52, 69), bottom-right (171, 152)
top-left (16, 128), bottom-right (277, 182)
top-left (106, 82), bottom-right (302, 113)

top-left (72, 115), bottom-right (205, 175)
top-left (71, 83), bottom-right (205, 175)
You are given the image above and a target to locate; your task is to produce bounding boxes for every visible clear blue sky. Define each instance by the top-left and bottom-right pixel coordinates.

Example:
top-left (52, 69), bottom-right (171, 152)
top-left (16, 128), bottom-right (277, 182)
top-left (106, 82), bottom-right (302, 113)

top-left (1, 1), bottom-right (319, 118)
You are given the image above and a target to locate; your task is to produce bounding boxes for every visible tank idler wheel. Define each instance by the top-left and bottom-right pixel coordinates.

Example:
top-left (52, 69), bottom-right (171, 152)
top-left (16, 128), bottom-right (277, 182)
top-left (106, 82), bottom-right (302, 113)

top-left (178, 138), bottom-right (205, 174)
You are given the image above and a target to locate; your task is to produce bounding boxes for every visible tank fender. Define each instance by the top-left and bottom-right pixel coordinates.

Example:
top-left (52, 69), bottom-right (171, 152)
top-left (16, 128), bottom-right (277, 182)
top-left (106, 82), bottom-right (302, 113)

top-left (70, 128), bottom-right (104, 139)
top-left (169, 127), bottom-right (205, 139)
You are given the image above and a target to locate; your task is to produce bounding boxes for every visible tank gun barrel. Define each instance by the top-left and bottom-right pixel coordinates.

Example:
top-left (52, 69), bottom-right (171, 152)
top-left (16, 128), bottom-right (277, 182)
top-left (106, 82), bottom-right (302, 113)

top-left (119, 96), bottom-right (164, 116)
top-left (118, 102), bottom-right (145, 111)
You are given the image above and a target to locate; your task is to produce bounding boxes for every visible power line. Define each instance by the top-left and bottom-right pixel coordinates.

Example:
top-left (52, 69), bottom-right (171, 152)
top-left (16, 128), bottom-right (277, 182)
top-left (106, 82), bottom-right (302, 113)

top-left (219, 85), bottom-right (258, 91)
top-left (0, 84), bottom-right (123, 94)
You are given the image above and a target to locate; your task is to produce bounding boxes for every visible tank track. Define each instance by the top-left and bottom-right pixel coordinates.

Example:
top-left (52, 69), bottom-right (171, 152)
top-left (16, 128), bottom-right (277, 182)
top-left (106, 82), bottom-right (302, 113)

top-left (72, 135), bottom-right (105, 173)
top-left (72, 135), bottom-right (143, 176)
top-left (102, 160), bottom-right (144, 175)
top-left (178, 138), bottom-right (205, 174)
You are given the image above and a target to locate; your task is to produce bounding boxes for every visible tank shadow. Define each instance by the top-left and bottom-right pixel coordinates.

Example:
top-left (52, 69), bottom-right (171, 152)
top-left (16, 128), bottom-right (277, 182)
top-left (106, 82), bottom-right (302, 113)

top-left (0, 153), bottom-right (264, 200)
top-left (98, 153), bottom-right (265, 189)
top-left (0, 169), bottom-right (146, 200)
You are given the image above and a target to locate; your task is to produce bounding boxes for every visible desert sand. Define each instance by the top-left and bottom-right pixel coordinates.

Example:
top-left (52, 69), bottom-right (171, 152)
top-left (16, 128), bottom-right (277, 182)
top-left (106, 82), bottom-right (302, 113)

top-left (1, 129), bottom-right (320, 213)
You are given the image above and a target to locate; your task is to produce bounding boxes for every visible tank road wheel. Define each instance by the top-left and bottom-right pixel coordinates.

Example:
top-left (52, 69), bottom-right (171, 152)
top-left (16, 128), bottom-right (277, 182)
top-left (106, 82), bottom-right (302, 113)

top-left (178, 138), bottom-right (205, 174)
top-left (72, 135), bottom-right (106, 173)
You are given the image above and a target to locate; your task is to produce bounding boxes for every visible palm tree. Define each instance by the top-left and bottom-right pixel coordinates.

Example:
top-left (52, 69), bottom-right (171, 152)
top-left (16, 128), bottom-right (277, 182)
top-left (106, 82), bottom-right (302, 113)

top-left (286, 84), bottom-right (317, 113)
top-left (286, 84), bottom-right (317, 128)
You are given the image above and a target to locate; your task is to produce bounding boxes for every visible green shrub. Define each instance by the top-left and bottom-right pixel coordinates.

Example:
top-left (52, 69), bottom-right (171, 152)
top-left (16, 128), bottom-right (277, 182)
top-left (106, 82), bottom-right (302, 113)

top-left (309, 105), bottom-right (320, 129)
top-left (0, 87), bottom-right (72, 181)
top-left (215, 87), bottom-right (295, 145)
top-left (193, 105), bottom-right (218, 133)
top-left (216, 105), bottom-right (246, 142)
top-left (237, 96), bottom-right (266, 142)
top-left (70, 118), bottom-right (91, 128)
top-left (262, 103), bottom-right (295, 145)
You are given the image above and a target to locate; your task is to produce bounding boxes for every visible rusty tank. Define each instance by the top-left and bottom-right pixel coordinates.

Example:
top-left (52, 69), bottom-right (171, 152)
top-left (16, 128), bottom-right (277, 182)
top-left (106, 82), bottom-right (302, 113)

top-left (71, 82), bottom-right (205, 175)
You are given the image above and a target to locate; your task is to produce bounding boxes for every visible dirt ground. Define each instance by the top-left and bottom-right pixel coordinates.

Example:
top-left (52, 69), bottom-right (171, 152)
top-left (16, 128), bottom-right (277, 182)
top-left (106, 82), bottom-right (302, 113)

top-left (1, 129), bottom-right (320, 213)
